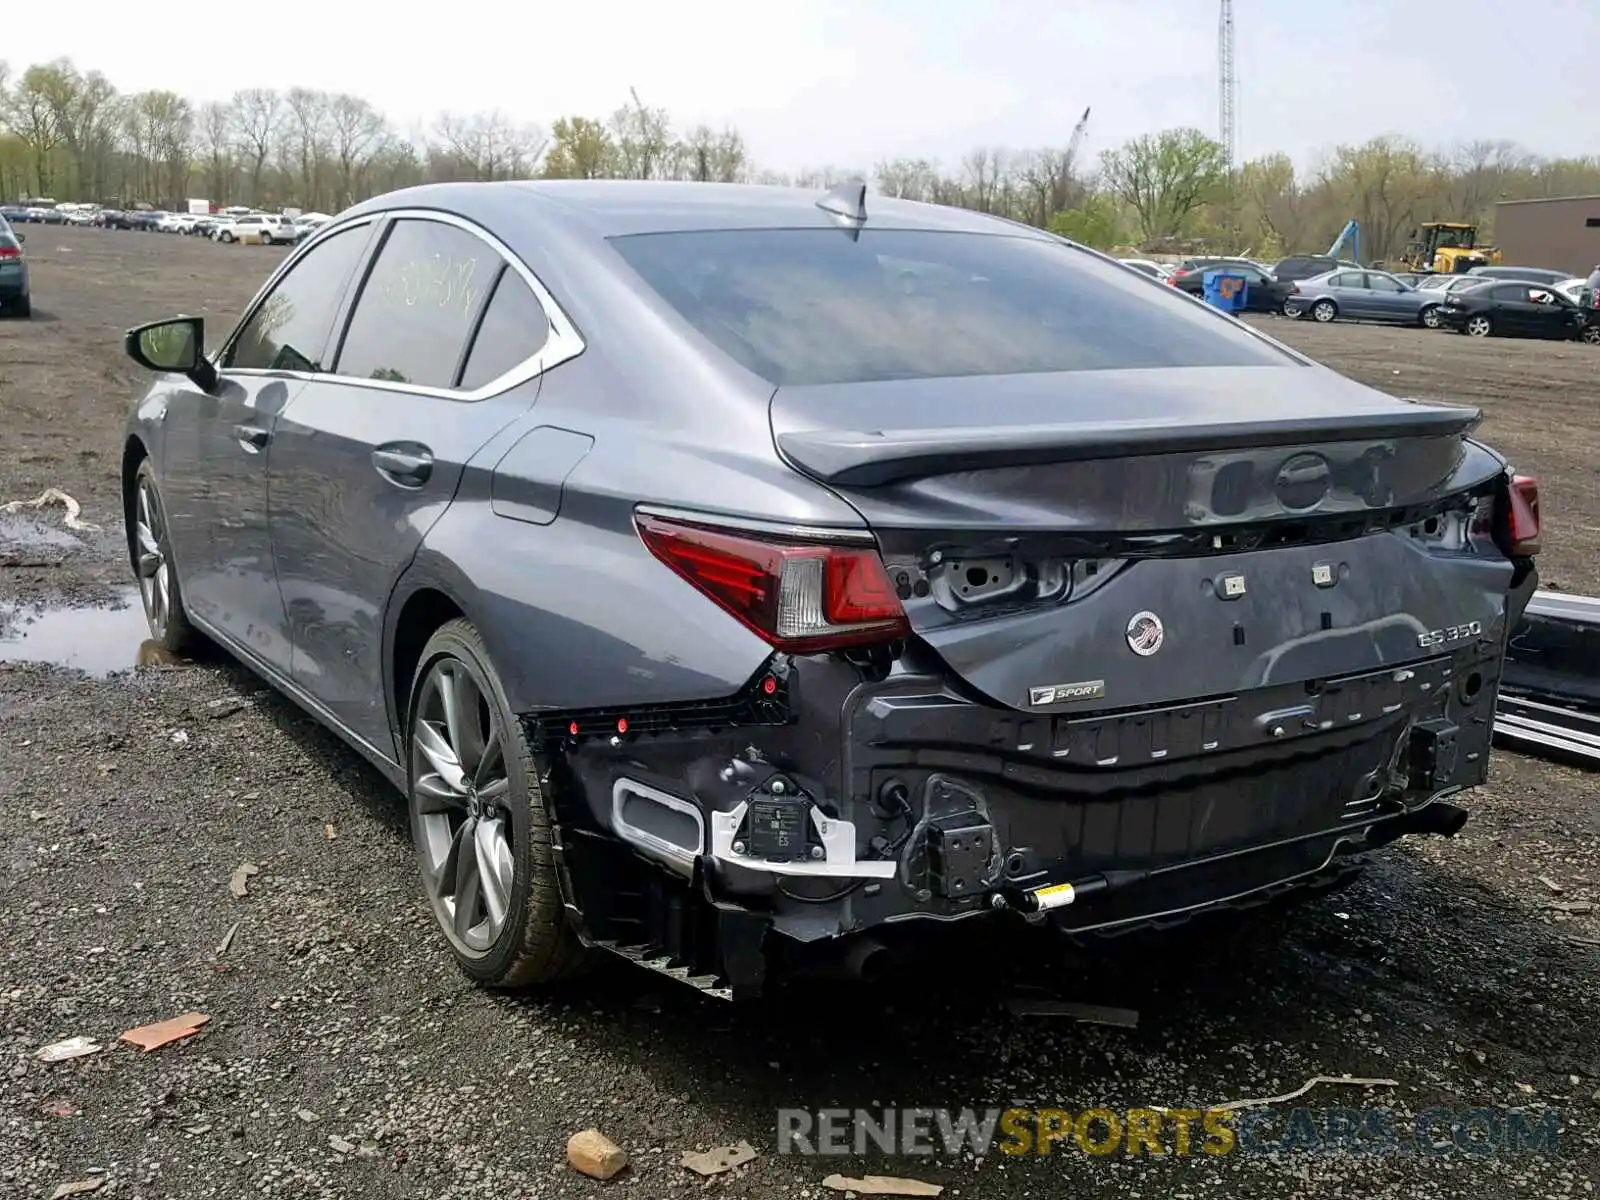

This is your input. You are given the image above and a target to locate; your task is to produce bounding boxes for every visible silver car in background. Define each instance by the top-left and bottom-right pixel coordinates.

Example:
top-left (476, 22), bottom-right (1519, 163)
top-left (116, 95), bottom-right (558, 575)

top-left (1285, 268), bottom-right (1445, 328)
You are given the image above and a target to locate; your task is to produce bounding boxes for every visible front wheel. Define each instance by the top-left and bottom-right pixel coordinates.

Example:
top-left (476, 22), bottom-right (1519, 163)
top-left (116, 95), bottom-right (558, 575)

top-left (407, 619), bottom-right (588, 989)
top-left (130, 459), bottom-right (201, 654)
top-left (1464, 315), bottom-right (1492, 337)
top-left (1580, 324), bottom-right (1600, 345)
top-left (1311, 299), bottom-right (1337, 323)
top-left (219, 231), bottom-right (235, 243)
top-left (1420, 305), bottom-right (1442, 329)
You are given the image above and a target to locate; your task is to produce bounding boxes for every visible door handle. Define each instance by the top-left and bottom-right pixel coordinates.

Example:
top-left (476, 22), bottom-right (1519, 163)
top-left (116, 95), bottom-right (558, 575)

top-left (233, 423), bottom-right (271, 452)
top-left (371, 444), bottom-right (434, 487)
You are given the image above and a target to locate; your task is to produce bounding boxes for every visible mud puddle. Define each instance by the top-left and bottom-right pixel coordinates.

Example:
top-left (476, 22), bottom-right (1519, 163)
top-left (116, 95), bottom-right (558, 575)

top-left (0, 513), bottom-right (88, 565)
top-left (0, 588), bottom-right (184, 676)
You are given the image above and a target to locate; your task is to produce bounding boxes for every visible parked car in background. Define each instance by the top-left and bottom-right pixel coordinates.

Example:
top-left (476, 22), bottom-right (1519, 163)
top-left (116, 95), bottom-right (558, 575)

top-left (1285, 268), bottom-right (1444, 327)
top-left (1554, 277), bottom-right (1595, 307)
top-left (1271, 254), bottom-right (1362, 282)
top-left (215, 213), bottom-right (297, 244)
top-left (1466, 265), bottom-right (1570, 286)
top-left (0, 218), bottom-right (31, 317)
top-left (1118, 258), bottom-right (1172, 280)
top-left (0, 205), bottom-right (28, 223)
top-left (1437, 281), bottom-right (1600, 342)
top-left (1416, 274), bottom-right (1493, 298)
top-left (1168, 257), bottom-right (1295, 313)
top-left (117, 179), bottom-right (1539, 999)
top-left (125, 211), bottom-right (165, 231)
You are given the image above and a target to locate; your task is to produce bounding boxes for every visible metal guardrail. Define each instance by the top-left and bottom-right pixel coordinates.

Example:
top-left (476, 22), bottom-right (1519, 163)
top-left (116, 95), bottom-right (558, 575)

top-left (1495, 590), bottom-right (1600, 765)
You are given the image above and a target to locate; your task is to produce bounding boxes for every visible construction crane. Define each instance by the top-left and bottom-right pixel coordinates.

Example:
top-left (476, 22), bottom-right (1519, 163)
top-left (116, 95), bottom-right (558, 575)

top-left (1218, 0), bottom-right (1237, 170)
top-left (1065, 106), bottom-right (1091, 173)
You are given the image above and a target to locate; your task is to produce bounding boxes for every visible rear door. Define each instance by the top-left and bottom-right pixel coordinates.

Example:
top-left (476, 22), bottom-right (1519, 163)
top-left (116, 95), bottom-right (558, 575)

top-left (1329, 271), bottom-right (1370, 316)
top-left (266, 212), bottom-right (558, 755)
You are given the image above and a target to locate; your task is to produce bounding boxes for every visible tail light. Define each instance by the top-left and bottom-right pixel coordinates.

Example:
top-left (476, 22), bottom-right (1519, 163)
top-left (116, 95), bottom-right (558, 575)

top-left (0, 245), bottom-right (19, 259)
top-left (1505, 474), bottom-right (1540, 556)
top-left (1290, 283), bottom-right (1301, 295)
top-left (636, 513), bottom-right (910, 653)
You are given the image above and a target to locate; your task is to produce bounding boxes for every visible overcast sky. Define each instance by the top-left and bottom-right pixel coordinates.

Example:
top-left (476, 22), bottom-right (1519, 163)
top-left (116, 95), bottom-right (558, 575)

top-left (8, 0), bottom-right (1599, 173)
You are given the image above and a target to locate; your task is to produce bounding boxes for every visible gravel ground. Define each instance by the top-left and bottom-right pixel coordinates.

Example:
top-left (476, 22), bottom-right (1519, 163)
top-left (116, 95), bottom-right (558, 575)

top-left (1, 226), bottom-right (1597, 1199)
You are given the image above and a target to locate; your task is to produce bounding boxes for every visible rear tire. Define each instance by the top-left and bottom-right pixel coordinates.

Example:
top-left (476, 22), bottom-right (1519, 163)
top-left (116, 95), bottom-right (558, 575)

top-left (130, 459), bottom-right (201, 654)
top-left (407, 618), bottom-right (589, 989)
top-left (1580, 324), bottom-right (1600, 345)
top-left (12, 297), bottom-right (30, 318)
top-left (1311, 299), bottom-right (1337, 323)
top-left (1464, 315), bottom-right (1492, 337)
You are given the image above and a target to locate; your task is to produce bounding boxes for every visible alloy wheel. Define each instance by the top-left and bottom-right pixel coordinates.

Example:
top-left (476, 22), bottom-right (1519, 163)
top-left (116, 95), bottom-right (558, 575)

top-left (1466, 316), bottom-right (1491, 337)
top-left (1313, 300), bottom-right (1336, 323)
top-left (1581, 325), bottom-right (1600, 344)
top-left (1422, 306), bottom-right (1441, 328)
top-left (411, 656), bottom-right (515, 957)
top-left (134, 479), bottom-right (171, 636)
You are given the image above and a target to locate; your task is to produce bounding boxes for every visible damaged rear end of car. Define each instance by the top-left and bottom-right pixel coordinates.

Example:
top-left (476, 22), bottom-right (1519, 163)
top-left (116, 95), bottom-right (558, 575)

top-left (524, 219), bottom-right (1540, 999)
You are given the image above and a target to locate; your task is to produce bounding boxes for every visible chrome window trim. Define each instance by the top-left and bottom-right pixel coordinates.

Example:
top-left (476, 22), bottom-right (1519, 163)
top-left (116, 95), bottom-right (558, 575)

top-left (218, 208), bottom-right (585, 403)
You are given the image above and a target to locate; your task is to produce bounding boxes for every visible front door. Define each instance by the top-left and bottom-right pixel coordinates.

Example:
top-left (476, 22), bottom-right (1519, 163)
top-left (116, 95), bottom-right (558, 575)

top-left (1362, 272), bottom-right (1411, 320)
top-left (268, 215), bottom-right (555, 754)
top-left (169, 221), bottom-right (377, 672)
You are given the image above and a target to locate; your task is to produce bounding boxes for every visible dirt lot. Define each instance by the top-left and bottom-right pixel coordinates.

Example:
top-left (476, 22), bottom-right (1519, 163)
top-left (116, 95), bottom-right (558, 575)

top-left (1, 226), bottom-right (1598, 1200)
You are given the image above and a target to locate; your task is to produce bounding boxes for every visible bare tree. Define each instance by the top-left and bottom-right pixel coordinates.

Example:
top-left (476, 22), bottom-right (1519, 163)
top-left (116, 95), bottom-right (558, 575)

top-left (608, 88), bottom-right (672, 180)
top-left (230, 88), bottom-right (281, 205)
top-left (327, 93), bottom-right (385, 207)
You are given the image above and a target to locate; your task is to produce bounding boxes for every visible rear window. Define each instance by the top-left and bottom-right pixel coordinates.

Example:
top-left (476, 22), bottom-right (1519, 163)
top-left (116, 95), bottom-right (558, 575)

top-left (609, 229), bottom-right (1290, 387)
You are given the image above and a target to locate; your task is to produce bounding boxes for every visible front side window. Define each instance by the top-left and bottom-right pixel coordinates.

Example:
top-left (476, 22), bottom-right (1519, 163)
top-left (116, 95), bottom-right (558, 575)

top-left (334, 218), bottom-right (494, 389)
top-left (609, 228), bottom-right (1292, 388)
top-left (1368, 274), bottom-right (1404, 293)
top-left (225, 224), bottom-right (371, 372)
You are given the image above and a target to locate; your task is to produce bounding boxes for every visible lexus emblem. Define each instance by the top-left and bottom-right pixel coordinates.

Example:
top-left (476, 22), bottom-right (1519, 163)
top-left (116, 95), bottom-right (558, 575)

top-left (1125, 611), bottom-right (1165, 656)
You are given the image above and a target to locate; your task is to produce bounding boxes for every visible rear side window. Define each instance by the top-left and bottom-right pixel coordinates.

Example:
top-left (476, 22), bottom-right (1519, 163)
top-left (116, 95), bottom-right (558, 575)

top-left (609, 229), bottom-right (1291, 387)
top-left (458, 268), bottom-right (551, 391)
top-left (226, 224), bottom-right (371, 372)
top-left (335, 218), bottom-right (494, 389)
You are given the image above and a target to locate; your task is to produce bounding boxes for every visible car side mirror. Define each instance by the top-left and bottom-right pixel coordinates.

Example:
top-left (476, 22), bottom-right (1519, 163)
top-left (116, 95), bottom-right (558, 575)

top-left (14, 232), bottom-right (23, 243)
top-left (124, 316), bottom-right (218, 392)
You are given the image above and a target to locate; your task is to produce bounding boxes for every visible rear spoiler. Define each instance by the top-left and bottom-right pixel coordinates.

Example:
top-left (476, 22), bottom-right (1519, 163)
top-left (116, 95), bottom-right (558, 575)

top-left (777, 404), bottom-right (1484, 487)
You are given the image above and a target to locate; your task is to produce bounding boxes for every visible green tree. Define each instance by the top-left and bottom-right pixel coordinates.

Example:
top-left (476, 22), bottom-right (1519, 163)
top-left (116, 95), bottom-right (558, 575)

top-left (542, 116), bottom-right (615, 179)
top-left (1047, 195), bottom-right (1123, 249)
top-left (1099, 128), bottom-right (1228, 243)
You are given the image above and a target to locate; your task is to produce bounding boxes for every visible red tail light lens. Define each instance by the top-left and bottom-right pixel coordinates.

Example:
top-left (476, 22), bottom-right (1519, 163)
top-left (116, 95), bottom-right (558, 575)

top-left (0, 245), bottom-right (19, 259)
top-left (1507, 474), bottom-right (1540, 556)
top-left (635, 513), bottom-right (910, 653)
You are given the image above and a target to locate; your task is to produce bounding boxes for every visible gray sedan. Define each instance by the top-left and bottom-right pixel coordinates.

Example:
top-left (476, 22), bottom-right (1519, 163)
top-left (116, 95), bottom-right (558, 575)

top-left (1285, 268), bottom-right (1445, 328)
top-left (114, 179), bottom-right (1533, 1001)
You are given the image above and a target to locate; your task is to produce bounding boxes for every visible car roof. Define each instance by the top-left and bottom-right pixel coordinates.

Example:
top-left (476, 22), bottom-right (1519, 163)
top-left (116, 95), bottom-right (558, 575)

top-left (340, 180), bottom-right (1037, 241)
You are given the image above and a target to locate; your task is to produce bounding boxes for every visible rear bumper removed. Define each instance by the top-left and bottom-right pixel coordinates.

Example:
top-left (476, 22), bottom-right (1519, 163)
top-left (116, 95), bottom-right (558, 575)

top-left (529, 612), bottom-right (1520, 998)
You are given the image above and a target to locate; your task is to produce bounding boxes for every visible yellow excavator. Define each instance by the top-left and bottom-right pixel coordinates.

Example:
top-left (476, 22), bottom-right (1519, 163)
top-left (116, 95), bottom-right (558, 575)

top-left (1399, 222), bottom-right (1502, 275)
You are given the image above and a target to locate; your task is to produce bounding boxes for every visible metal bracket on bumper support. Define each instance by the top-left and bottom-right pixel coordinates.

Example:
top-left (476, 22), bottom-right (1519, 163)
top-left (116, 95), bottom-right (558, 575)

top-left (710, 773), bottom-right (897, 878)
top-left (1497, 590), bottom-right (1600, 765)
